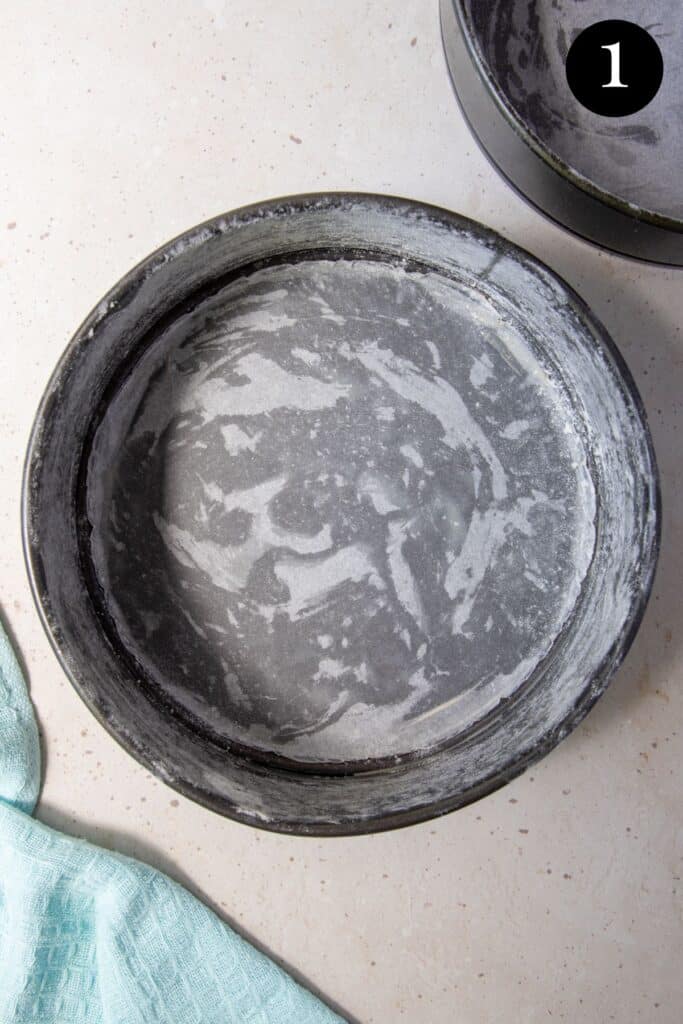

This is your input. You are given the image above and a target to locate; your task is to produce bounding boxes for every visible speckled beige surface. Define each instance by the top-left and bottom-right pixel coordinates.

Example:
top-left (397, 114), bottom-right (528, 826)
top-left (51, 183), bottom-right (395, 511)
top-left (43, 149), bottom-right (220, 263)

top-left (0, 2), bottom-right (681, 1021)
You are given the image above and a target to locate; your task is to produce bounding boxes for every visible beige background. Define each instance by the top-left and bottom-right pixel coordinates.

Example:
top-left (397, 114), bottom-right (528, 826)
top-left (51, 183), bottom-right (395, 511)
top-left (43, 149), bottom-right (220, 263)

top-left (1, 2), bottom-right (681, 1021)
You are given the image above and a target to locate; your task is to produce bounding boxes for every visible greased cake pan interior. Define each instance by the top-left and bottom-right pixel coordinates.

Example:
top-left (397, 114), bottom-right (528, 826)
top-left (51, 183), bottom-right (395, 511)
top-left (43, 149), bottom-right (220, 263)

top-left (23, 194), bottom-right (659, 834)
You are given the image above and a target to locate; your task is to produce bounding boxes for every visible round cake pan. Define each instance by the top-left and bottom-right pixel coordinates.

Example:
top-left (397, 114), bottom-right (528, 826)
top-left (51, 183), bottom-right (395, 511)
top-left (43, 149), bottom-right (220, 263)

top-left (23, 193), bottom-right (659, 835)
top-left (440, 0), bottom-right (683, 265)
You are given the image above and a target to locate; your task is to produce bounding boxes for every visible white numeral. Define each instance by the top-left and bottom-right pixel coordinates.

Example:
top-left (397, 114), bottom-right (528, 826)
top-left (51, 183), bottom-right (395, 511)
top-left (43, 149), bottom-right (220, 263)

top-left (602, 42), bottom-right (627, 88)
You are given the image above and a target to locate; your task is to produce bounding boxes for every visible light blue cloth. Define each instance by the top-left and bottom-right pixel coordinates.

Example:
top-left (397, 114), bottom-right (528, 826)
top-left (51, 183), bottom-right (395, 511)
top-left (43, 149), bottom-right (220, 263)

top-left (0, 621), bottom-right (344, 1023)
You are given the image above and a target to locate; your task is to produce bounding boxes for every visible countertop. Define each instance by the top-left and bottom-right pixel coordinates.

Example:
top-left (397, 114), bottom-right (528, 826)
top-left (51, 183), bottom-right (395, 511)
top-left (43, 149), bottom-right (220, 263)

top-left (1, 3), bottom-right (681, 1021)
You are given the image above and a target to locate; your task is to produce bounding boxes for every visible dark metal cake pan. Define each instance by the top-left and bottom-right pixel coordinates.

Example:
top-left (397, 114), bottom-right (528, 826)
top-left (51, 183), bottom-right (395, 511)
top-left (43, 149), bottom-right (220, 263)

top-left (440, 0), bottom-right (683, 265)
top-left (23, 194), bottom-right (659, 834)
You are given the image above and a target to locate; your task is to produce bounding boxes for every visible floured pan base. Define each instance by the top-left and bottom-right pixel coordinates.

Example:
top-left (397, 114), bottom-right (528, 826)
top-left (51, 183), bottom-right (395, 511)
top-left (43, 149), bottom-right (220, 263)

top-left (86, 255), bottom-right (596, 765)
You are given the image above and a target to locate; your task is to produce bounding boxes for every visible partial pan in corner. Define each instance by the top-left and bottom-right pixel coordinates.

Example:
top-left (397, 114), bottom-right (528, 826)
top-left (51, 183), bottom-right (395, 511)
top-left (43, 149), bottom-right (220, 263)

top-left (440, 0), bottom-right (683, 265)
top-left (23, 194), bottom-right (659, 834)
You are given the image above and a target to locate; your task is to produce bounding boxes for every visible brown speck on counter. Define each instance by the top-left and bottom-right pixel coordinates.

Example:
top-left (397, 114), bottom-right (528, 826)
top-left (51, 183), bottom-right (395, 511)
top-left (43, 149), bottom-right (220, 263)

top-left (519, 828), bottom-right (529, 834)
top-left (289, 134), bottom-right (302, 145)
top-left (170, 799), bottom-right (179, 807)
top-left (410, 37), bottom-right (417, 47)
top-left (7, 221), bottom-right (16, 230)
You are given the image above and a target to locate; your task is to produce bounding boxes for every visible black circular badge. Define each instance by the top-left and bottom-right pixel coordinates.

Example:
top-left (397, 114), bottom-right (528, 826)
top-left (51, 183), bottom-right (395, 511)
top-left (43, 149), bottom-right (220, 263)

top-left (566, 20), bottom-right (663, 117)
